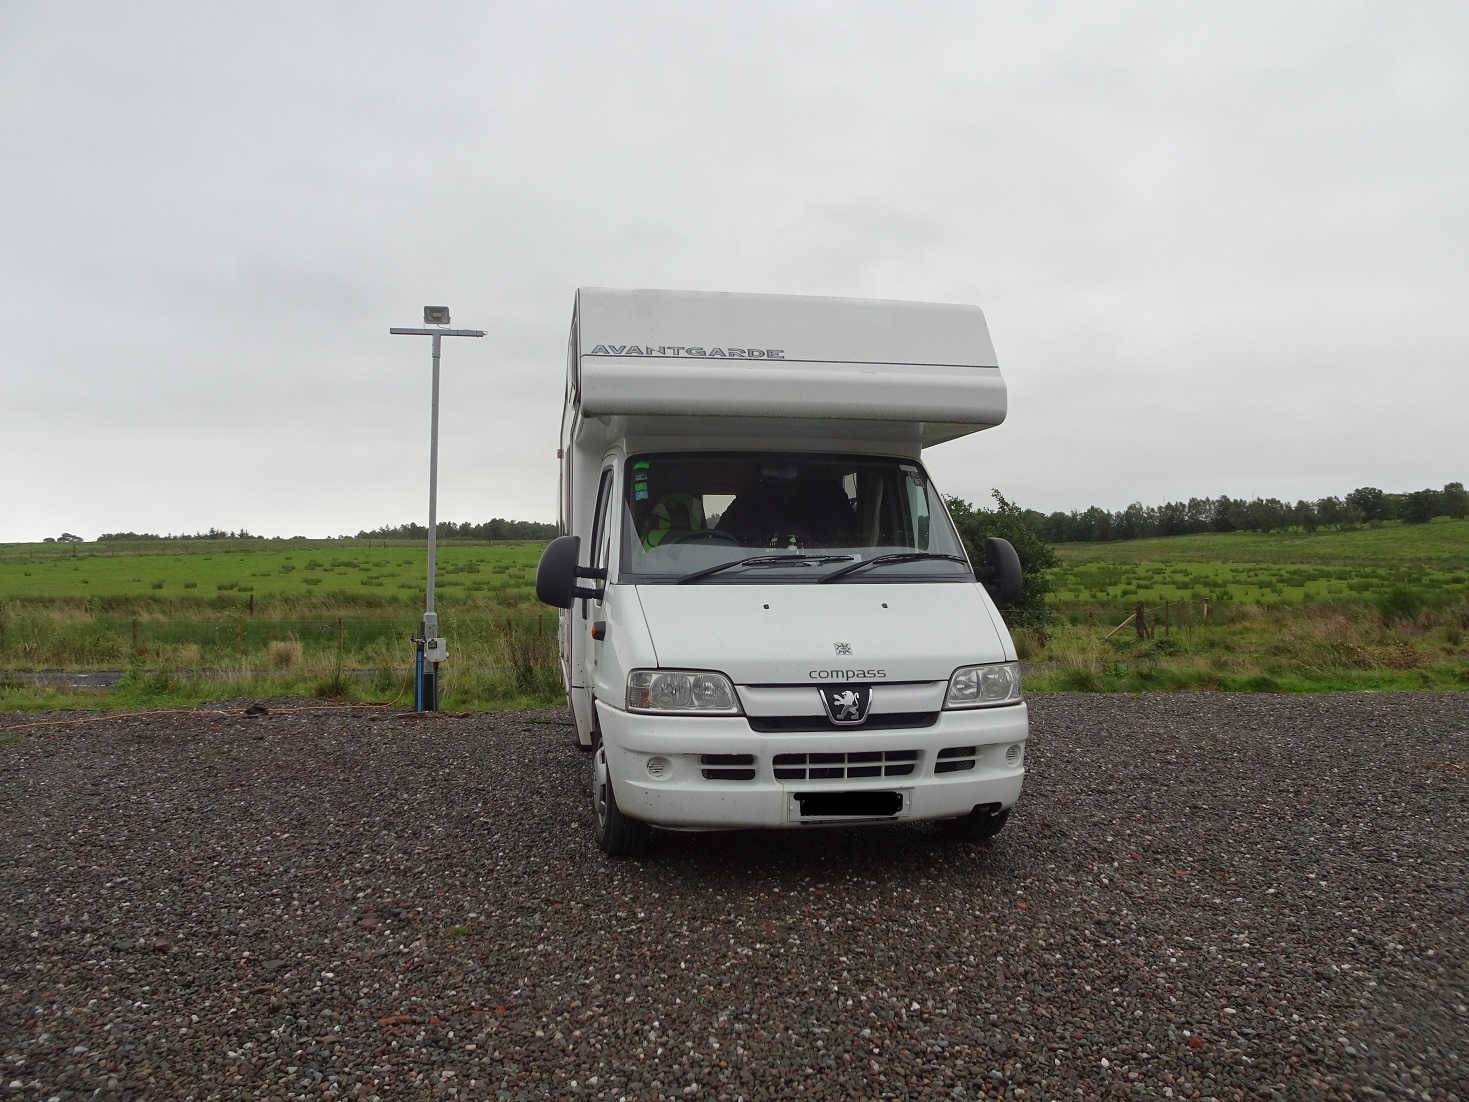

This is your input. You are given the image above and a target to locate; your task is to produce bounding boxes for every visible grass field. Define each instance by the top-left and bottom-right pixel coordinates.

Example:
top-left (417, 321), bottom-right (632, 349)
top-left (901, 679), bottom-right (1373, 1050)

top-left (1028, 517), bottom-right (1468, 693)
top-left (0, 539), bottom-right (539, 604)
top-left (1051, 518), bottom-right (1469, 607)
top-left (2, 519), bottom-right (1465, 709)
top-left (0, 539), bottom-right (554, 711)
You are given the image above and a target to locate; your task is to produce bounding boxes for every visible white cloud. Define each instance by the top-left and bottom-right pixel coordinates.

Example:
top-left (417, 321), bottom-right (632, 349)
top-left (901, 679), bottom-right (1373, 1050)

top-left (3, 0), bottom-right (1465, 539)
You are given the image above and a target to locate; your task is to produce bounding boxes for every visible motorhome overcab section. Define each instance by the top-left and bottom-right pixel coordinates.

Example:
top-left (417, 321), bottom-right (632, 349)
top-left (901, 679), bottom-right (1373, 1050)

top-left (537, 288), bottom-right (1028, 856)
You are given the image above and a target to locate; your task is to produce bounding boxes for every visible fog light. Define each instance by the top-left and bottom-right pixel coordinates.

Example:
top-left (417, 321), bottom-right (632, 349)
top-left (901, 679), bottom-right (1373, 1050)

top-left (1005, 743), bottom-right (1023, 766)
top-left (646, 755), bottom-right (671, 779)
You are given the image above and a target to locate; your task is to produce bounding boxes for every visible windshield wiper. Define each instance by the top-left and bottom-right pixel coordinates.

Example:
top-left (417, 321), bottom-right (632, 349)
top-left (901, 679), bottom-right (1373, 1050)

top-left (818, 552), bottom-right (970, 584)
top-left (678, 554), bottom-right (855, 585)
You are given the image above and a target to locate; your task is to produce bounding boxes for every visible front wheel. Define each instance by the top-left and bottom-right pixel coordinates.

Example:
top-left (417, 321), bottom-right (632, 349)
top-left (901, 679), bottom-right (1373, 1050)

top-left (940, 806), bottom-right (1010, 843)
top-left (591, 739), bottom-right (651, 857)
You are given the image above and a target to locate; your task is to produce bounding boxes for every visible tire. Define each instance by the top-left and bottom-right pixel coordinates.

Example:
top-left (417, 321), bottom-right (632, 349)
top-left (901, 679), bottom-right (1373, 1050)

top-left (941, 806), bottom-right (1010, 843)
top-left (591, 737), bottom-right (651, 857)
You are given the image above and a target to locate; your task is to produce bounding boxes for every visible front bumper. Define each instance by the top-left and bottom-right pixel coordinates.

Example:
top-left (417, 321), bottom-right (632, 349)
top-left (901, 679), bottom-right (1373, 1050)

top-left (595, 701), bottom-right (1027, 830)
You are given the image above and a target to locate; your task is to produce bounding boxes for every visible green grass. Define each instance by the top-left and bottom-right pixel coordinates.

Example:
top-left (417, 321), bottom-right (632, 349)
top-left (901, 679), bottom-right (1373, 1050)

top-left (1050, 517), bottom-right (1469, 610)
top-left (1054, 516), bottom-right (1469, 566)
top-left (2, 523), bottom-right (1466, 707)
top-left (1020, 517), bottom-right (1468, 693)
top-left (1019, 598), bottom-right (1466, 696)
top-left (0, 624), bottom-right (562, 713)
top-left (0, 538), bottom-right (558, 710)
top-left (0, 539), bottom-right (540, 604)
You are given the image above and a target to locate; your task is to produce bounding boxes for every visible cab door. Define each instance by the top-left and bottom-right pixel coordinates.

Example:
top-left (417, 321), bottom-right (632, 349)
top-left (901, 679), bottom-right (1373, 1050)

top-left (584, 463), bottom-right (618, 686)
top-left (569, 463), bottom-right (616, 739)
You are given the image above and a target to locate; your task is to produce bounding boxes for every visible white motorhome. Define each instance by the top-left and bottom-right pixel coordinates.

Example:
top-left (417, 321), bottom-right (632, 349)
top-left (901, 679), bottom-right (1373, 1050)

top-left (536, 288), bottom-right (1028, 855)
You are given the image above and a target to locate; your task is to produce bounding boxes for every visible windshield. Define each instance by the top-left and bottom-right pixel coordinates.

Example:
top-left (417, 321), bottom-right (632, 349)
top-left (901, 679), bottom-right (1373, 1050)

top-left (619, 452), bottom-right (972, 584)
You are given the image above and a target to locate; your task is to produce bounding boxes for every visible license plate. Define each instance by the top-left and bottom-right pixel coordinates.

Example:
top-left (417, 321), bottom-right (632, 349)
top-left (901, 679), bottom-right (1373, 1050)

top-left (793, 790), bottom-right (904, 819)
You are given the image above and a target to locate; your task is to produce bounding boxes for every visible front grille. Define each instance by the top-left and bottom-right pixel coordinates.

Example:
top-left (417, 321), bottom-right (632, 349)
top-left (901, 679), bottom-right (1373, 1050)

top-left (935, 746), bottom-right (979, 774)
top-left (748, 712), bottom-right (937, 733)
top-left (700, 753), bottom-right (756, 781)
top-left (773, 750), bottom-right (918, 781)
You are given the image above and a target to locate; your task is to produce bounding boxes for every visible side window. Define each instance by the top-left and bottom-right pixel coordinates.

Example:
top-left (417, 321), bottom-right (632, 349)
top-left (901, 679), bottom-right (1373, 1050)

top-left (594, 478), bottom-right (615, 573)
top-left (905, 469), bottom-right (932, 549)
top-left (584, 466), bottom-right (614, 616)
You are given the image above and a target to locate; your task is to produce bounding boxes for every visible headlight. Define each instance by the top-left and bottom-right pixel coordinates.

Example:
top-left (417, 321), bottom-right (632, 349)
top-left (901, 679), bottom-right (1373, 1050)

top-left (626, 669), bottom-right (741, 715)
top-left (944, 661), bottom-right (1023, 709)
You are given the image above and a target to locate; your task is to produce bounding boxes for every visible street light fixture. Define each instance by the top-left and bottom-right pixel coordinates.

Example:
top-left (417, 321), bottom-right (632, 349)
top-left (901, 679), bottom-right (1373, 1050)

top-left (390, 308), bottom-right (485, 711)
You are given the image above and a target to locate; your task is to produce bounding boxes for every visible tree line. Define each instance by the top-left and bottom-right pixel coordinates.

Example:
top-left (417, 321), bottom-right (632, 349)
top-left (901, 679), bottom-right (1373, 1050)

top-left (93, 519), bottom-right (559, 543)
top-left (354, 518), bottom-right (558, 541)
top-left (1022, 482), bottom-right (1467, 544)
top-left (72, 479), bottom-right (1467, 549)
top-left (98, 528), bottom-right (261, 541)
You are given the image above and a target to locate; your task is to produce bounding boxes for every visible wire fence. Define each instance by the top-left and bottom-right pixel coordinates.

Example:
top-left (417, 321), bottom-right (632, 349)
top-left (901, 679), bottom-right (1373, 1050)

top-left (0, 612), bottom-right (559, 667)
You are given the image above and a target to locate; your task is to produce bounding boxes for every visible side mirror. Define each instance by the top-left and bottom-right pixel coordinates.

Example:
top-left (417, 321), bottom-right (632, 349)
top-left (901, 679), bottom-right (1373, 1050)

top-left (978, 536), bottom-right (1023, 606)
top-left (535, 535), bottom-right (605, 609)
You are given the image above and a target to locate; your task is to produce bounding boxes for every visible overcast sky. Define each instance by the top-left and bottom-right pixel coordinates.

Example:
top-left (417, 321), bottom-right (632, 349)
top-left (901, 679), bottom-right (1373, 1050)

top-left (3, 1), bottom-right (1466, 542)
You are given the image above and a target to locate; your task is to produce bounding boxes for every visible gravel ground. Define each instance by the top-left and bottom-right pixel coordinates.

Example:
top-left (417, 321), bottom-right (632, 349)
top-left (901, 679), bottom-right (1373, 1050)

top-left (2, 693), bottom-right (1466, 1101)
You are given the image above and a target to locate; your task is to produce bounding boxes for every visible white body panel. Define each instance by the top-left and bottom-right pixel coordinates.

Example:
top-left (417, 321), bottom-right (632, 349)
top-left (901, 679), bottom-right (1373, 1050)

top-left (631, 583), bottom-right (1016, 685)
top-left (574, 287), bottom-right (1005, 447)
top-left (553, 288), bottom-right (1027, 836)
top-left (597, 704), bottom-right (1027, 831)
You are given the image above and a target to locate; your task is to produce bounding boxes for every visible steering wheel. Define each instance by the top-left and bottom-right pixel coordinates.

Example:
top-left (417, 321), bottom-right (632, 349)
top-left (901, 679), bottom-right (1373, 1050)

top-left (667, 530), bottom-right (740, 545)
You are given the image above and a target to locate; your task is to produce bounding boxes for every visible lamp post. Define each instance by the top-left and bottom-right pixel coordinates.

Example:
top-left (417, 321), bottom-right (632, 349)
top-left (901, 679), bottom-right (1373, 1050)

top-left (390, 307), bottom-right (485, 711)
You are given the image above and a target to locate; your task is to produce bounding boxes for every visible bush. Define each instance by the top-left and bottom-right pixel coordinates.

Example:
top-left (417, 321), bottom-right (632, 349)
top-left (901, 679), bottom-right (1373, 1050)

top-left (946, 491), bottom-right (1058, 625)
top-left (1010, 627), bottom-right (1047, 660)
top-left (268, 639), bottom-right (303, 668)
top-left (314, 669), bottom-right (352, 699)
top-left (1377, 585), bottom-right (1425, 624)
top-left (1057, 663), bottom-right (1102, 691)
top-left (500, 626), bottom-right (560, 696)
top-left (117, 657), bottom-right (178, 700)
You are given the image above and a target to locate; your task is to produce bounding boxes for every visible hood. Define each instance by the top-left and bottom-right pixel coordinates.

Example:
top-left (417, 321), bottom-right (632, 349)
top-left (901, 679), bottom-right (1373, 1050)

top-left (633, 581), bottom-right (1011, 685)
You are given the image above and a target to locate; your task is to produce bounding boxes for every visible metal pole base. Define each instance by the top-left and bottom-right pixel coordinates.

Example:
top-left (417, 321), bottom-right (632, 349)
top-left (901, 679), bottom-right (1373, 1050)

top-left (414, 640), bottom-right (439, 713)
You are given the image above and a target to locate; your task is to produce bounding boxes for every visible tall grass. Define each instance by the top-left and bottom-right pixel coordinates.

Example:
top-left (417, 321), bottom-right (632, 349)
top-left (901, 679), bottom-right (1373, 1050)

top-left (4, 525), bottom-right (1466, 705)
top-left (0, 617), bottom-right (566, 711)
top-left (1018, 597), bottom-right (1469, 693)
top-left (267, 638), bottom-right (304, 668)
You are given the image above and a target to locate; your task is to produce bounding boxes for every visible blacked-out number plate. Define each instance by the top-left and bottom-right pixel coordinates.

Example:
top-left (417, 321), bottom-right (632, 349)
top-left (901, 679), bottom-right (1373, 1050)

top-left (795, 791), bottom-right (903, 818)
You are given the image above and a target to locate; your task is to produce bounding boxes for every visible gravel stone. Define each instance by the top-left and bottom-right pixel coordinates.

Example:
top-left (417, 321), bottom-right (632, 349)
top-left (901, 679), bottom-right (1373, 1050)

top-left (1, 693), bottom-right (1465, 1099)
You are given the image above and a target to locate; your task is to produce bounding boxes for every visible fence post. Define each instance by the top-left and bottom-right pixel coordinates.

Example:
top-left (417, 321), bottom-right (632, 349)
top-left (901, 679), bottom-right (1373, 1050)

top-left (1134, 601), bottom-right (1147, 640)
top-left (337, 616), bottom-right (344, 662)
top-left (131, 618), bottom-right (140, 654)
